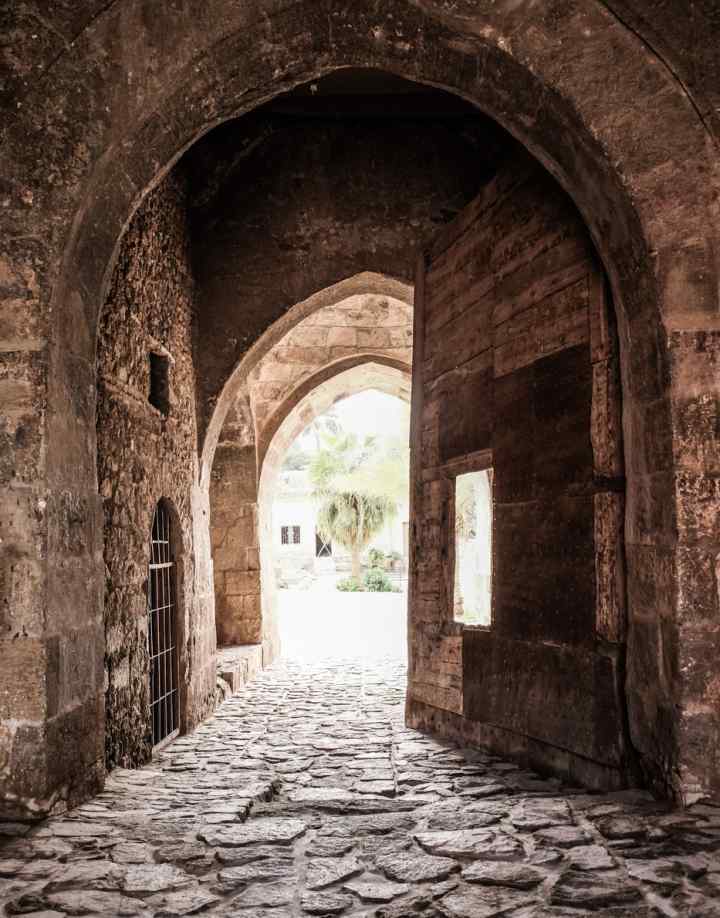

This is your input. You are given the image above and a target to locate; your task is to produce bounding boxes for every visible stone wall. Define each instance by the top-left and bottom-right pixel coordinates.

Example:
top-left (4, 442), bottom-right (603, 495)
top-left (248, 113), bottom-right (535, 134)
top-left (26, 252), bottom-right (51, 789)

top-left (250, 294), bottom-right (412, 458)
top-left (407, 152), bottom-right (630, 790)
top-left (97, 171), bottom-right (216, 770)
top-left (210, 388), bottom-right (261, 648)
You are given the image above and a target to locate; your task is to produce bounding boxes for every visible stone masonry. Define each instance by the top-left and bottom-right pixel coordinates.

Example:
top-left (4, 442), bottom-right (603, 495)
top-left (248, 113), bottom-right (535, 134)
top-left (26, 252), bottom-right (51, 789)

top-left (407, 150), bottom-right (630, 791)
top-left (97, 171), bottom-right (216, 771)
top-left (248, 293), bottom-right (412, 446)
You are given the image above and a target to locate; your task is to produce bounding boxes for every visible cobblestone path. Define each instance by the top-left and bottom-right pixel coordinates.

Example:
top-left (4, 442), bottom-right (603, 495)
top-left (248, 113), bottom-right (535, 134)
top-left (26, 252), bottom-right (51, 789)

top-left (3, 659), bottom-right (720, 917)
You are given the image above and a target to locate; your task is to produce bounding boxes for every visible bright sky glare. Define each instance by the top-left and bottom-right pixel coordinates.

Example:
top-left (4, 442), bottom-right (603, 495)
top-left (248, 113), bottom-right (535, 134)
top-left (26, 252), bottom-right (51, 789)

top-left (296, 389), bottom-right (409, 448)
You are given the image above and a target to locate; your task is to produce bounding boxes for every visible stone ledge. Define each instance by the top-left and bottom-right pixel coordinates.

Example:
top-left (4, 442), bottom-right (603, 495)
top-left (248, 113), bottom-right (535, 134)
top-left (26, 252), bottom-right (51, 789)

top-left (216, 644), bottom-right (264, 699)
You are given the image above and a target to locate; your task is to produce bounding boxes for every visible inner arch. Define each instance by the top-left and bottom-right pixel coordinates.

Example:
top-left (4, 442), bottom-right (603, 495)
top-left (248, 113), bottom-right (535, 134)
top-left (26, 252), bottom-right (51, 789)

top-left (201, 273), bottom-right (413, 488)
top-left (258, 360), bottom-right (412, 660)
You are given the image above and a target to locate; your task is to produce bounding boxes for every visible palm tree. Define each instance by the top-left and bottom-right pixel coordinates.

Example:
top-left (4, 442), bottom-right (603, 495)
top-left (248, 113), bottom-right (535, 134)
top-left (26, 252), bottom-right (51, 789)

top-left (309, 428), bottom-right (404, 581)
top-left (316, 490), bottom-right (396, 580)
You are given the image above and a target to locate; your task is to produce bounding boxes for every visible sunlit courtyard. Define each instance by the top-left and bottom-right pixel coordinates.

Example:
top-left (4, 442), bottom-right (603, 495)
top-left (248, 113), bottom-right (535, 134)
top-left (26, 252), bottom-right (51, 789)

top-left (270, 388), bottom-right (411, 665)
top-left (277, 579), bottom-right (408, 663)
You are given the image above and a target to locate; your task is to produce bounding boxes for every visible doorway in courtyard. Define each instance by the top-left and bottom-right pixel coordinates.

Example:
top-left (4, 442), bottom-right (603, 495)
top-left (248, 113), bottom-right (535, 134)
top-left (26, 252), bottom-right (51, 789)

top-left (272, 389), bottom-right (411, 662)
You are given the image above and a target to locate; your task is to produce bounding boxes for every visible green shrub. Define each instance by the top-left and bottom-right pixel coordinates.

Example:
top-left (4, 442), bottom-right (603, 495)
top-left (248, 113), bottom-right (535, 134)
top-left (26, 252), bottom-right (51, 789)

top-left (363, 567), bottom-right (395, 592)
top-left (337, 577), bottom-right (364, 592)
top-left (367, 547), bottom-right (386, 568)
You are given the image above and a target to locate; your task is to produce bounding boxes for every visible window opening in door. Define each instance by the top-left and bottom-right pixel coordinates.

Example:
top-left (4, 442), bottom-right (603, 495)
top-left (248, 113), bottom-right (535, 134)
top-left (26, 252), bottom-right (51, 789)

top-left (453, 468), bottom-right (493, 626)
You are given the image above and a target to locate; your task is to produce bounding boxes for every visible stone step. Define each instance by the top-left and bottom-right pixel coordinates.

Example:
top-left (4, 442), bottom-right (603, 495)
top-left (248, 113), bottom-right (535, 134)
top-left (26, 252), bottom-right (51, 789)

top-left (216, 644), bottom-right (264, 696)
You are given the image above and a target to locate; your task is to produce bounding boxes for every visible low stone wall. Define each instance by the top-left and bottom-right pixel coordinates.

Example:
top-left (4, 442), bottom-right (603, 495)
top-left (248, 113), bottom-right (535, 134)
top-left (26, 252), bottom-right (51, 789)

top-left (216, 645), bottom-right (264, 701)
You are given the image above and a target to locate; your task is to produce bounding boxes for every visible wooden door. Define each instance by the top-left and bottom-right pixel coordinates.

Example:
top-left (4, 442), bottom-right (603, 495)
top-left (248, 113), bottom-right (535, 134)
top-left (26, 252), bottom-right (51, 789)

top-left (407, 150), bottom-right (630, 789)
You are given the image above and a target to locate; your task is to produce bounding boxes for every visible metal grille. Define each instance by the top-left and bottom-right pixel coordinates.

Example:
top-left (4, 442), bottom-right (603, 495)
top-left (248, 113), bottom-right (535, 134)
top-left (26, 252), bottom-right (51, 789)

top-left (281, 525), bottom-right (301, 545)
top-left (148, 502), bottom-right (179, 749)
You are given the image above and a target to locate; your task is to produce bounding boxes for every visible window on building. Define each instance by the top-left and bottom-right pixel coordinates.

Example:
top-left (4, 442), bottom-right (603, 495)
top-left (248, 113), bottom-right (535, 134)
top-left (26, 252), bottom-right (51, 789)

top-left (281, 525), bottom-right (301, 545)
top-left (148, 352), bottom-right (170, 415)
top-left (453, 468), bottom-right (493, 626)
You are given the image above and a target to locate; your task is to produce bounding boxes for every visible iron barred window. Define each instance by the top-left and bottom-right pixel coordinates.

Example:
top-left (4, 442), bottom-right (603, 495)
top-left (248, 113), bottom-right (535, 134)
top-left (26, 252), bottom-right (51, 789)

top-left (281, 525), bottom-right (301, 545)
top-left (148, 502), bottom-right (180, 748)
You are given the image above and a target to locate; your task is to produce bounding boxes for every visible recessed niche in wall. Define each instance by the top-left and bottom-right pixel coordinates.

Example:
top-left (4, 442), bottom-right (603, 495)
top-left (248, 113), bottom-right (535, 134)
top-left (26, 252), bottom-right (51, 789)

top-left (453, 468), bottom-right (493, 626)
top-left (149, 352), bottom-right (170, 415)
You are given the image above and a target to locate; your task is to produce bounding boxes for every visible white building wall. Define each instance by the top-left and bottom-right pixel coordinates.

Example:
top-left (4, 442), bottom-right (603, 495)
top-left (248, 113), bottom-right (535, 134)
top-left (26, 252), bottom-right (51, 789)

top-left (272, 496), bottom-right (316, 572)
top-left (272, 471), bottom-right (409, 580)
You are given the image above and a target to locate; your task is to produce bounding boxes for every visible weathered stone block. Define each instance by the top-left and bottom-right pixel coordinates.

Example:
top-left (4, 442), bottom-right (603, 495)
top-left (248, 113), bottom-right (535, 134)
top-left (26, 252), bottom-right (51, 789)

top-left (595, 492), bottom-right (626, 643)
top-left (326, 327), bottom-right (357, 347)
top-left (0, 637), bottom-right (47, 721)
top-left (246, 548), bottom-right (260, 571)
top-left (0, 555), bottom-right (44, 638)
top-left (625, 471), bottom-right (677, 547)
top-left (591, 358), bottom-right (624, 478)
top-left (675, 472), bottom-right (720, 547)
top-left (463, 629), bottom-right (625, 767)
top-left (676, 546), bottom-right (720, 625)
top-left (225, 570), bottom-right (261, 596)
top-left (625, 543), bottom-right (675, 623)
top-left (678, 626), bottom-right (720, 705)
top-left (534, 344), bottom-right (593, 497)
top-left (46, 554), bottom-right (104, 637)
top-left (45, 693), bottom-right (105, 809)
top-left (0, 721), bottom-right (48, 814)
top-left (668, 331), bottom-right (720, 470)
top-left (290, 326), bottom-right (330, 348)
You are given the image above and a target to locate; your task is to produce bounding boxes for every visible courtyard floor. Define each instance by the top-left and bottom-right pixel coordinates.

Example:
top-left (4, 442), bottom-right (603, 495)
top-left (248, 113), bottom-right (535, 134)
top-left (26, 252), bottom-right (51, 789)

top-left (276, 584), bottom-right (407, 662)
top-left (3, 599), bottom-right (720, 916)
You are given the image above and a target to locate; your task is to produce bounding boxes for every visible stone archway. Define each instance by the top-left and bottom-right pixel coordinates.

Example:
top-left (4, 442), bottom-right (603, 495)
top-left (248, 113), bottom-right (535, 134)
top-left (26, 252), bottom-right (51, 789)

top-left (202, 273), bottom-right (413, 489)
top-left (257, 360), bottom-right (411, 661)
top-left (208, 272), bottom-right (412, 661)
top-left (2, 1), bottom-right (719, 813)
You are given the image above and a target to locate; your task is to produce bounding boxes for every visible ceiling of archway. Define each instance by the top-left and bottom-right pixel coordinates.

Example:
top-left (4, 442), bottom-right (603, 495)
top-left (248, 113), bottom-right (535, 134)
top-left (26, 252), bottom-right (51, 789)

top-left (183, 75), bottom-right (508, 444)
top-left (233, 291), bottom-right (412, 456)
top-left (259, 360), bottom-right (411, 492)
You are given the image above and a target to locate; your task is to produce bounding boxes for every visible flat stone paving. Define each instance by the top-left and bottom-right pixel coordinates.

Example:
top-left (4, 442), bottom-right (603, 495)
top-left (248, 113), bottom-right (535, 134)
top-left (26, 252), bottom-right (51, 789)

top-left (3, 659), bottom-right (720, 917)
